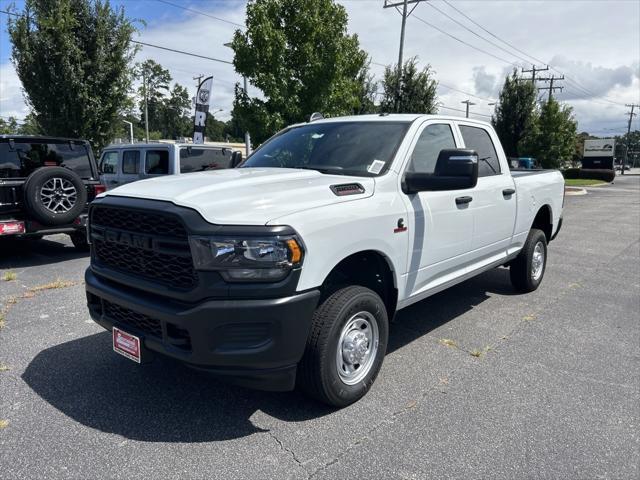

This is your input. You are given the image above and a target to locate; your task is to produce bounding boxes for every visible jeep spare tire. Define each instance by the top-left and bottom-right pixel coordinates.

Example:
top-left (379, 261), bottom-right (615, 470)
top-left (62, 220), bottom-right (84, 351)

top-left (23, 167), bottom-right (87, 226)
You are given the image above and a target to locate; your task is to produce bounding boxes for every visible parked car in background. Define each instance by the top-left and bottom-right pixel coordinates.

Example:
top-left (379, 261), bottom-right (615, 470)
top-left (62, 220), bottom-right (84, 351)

top-left (98, 143), bottom-right (243, 190)
top-left (0, 135), bottom-right (104, 249)
top-left (85, 114), bottom-right (564, 407)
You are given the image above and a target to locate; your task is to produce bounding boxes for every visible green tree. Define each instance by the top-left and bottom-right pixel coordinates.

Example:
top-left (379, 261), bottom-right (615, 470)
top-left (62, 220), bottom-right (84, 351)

top-left (379, 57), bottom-right (438, 114)
top-left (492, 69), bottom-right (538, 158)
top-left (136, 60), bottom-right (171, 134)
top-left (231, 0), bottom-right (371, 144)
top-left (9, 0), bottom-right (138, 151)
top-left (520, 98), bottom-right (577, 169)
top-left (160, 83), bottom-right (192, 139)
top-left (0, 117), bottom-right (19, 134)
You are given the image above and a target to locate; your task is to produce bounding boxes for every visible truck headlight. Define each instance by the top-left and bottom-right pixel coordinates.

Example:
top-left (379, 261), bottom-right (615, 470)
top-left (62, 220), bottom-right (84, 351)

top-left (189, 235), bottom-right (304, 282)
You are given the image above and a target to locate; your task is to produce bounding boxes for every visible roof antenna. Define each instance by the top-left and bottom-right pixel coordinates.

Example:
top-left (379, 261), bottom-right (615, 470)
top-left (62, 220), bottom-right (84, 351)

top-left (309, 112), bottom-right (323, 122)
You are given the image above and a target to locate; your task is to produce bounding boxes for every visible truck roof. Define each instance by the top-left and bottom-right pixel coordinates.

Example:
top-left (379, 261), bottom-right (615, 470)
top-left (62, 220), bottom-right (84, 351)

top-left (102, 142), bottom-right (238, 150)
top-left (298, 113), bottom-right (493, 127)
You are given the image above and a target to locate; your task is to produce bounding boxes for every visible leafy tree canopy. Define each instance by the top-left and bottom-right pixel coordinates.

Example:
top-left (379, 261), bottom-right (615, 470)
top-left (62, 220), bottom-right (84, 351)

top-left (520, 98), bottom-right (577, 169)
top-left (8, 0), bottom-right (138, 151)
top-left (492, 69), bottom-right (537, 158)
top-left (231, 0), bottom-right (372, 144)
top-left (379, 57), bottom-right (438, 114)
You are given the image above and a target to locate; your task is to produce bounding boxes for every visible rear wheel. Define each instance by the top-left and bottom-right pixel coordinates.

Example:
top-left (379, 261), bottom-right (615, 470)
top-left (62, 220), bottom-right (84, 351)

top-left (298, 285), bottom-right (388, 407)
top-left (510, 228), bottom-right (547, 293)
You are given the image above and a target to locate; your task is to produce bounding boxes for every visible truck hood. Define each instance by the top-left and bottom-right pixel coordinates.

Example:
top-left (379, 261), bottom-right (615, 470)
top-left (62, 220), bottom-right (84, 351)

top-left (102, 168), bottom-right (375, 225)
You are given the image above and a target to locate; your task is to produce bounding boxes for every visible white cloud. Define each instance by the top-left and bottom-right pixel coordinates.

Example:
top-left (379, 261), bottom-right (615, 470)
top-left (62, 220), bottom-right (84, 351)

top-left (0, 62), bottom-right (29, 120)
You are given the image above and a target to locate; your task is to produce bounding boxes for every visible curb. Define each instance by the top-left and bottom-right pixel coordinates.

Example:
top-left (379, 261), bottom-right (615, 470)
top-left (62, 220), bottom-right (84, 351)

top-left (564, 186), bottom-right (587, 196)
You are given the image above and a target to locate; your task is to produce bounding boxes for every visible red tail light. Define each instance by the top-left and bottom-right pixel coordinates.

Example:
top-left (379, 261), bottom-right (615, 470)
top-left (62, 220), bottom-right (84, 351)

top-left (94, 184), bottom-right (107, 196)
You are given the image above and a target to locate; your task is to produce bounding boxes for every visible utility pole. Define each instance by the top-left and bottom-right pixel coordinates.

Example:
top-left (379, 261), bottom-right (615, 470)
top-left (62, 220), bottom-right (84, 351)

top-left (537, 74), bottom-right (564, 102)
top-left (143, 69), bottom-right (149, 143)
top-left (383, 0), bottom-right (427, 112)
top-left (521, 64), bottom-right (549, 84)
top-left (461, 100), bottom-right (476, 118)
top-left (622, 104), bottom-right (639, 175)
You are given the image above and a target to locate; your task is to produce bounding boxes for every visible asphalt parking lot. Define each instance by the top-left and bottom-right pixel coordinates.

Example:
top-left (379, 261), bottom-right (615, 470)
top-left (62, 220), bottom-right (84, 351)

top-left (1, 175), bottom-right (638, 479)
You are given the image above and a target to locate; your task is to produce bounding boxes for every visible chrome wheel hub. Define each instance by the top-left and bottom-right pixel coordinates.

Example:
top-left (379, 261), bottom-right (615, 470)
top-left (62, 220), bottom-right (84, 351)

top-left (40, 177), bottom-right (77, 213)
top-left (336, 311), bottom-right (379, 385)
top-left (531, 241), bottom-right (545, 281)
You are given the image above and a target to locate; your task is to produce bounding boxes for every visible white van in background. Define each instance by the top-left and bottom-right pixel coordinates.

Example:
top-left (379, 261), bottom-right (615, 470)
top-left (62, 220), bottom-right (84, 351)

top-left (98, 143), bottom-right (243, 190)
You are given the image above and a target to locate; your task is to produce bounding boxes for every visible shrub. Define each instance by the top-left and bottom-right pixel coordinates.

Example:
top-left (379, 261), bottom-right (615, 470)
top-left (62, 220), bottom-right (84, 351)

top-left (562, 168), bottom-right (615, 183)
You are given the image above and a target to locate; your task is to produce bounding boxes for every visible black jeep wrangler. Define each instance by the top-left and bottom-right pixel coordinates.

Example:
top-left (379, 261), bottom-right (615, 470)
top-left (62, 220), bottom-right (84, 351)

top-left (0, 135), bottom-right (105, 250)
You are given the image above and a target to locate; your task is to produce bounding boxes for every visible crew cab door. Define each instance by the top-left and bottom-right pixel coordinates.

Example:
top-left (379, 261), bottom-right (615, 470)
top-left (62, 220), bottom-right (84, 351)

top-left (457, 123), bottom-right (517, 266)
top-left (402, 121), bottom-right (474, 297)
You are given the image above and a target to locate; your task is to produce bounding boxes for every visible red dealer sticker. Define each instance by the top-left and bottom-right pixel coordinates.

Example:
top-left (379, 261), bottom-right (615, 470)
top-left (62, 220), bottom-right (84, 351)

top-left (113, 327), bottom-right (141, 363)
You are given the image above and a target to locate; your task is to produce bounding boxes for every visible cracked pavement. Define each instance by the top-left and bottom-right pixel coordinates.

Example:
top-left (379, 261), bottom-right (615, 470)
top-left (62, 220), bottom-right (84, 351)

top-left (1, 175), bottom-right (638, 479)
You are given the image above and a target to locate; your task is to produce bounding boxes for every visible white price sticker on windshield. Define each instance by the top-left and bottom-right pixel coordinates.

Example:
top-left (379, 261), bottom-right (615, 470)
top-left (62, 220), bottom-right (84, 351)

top-left (367, 160), bottom-right (385, 174)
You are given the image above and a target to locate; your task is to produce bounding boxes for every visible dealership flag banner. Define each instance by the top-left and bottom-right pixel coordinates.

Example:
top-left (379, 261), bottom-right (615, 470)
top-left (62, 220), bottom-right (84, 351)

top-left (193, 76), bottom-right (213, 144)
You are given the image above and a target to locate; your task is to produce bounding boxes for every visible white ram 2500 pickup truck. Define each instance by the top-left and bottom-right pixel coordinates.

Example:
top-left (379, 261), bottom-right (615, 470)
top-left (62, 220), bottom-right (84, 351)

top-left (85, 114), bottom-right (564, 407)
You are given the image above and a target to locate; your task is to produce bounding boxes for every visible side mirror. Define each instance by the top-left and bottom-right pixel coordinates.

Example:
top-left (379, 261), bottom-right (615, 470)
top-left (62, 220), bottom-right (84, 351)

top-left (403, 149), bottom-right (479, 193)
top-left (231, 151), bottom-right (243, 168)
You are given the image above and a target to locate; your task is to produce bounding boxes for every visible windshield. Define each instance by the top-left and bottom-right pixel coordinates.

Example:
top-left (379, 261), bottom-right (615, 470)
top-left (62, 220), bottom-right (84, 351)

top-left (241, 121), bottom-right (409, 177)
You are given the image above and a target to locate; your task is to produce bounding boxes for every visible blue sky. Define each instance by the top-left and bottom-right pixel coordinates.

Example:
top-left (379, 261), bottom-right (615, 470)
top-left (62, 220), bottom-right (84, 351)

top-left (1, 0), bottom-right (639, 136)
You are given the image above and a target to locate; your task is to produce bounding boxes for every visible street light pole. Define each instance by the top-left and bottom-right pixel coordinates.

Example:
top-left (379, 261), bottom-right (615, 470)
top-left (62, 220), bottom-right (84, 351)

top-left (123, 120), bottom-right (133, 144)
top-left (143, 69), bottom-right (149, 143)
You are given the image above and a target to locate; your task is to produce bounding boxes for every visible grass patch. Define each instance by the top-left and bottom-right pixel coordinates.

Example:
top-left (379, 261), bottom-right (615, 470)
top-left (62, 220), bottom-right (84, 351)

top-left (0, 364), bottom-right (8, 372)
top-left (0, 313), bottom-right (4, 330)
top-left (470, 349), bottom-right (483, 358)
top-left (523, 314), bottom-right (536, 321)
top-left (2, 271), bottom-right (17, 282)
top-left (439, 338), bottom-right (457, 348)
top-left (30, 279), bottom-right (76, 292)
top-left (565, 179), bottom-right (607, 187)
top-left (0, 419), bottom-right (8, 429)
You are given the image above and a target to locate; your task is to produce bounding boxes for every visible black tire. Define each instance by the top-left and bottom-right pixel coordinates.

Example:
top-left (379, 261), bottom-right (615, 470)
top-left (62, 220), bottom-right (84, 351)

top-left (69, 230), bottom-right (90, 252)
top-left (510, 228), bottom-right (547, 293)
top-left (23, 167), bottom-right (87, 226)
top-left (298, 285), bottom-right (388, 408)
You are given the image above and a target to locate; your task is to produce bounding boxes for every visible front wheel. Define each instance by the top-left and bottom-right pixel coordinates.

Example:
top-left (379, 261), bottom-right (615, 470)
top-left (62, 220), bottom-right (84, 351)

top-left (297, 285), bottom-right (388, 407)
top-left (510, 228), bottom-right (547, 293)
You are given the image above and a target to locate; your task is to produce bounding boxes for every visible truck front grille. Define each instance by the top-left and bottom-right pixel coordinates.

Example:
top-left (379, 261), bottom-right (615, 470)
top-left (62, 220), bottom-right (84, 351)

top-left (90, 205), bottom-right (197, 290)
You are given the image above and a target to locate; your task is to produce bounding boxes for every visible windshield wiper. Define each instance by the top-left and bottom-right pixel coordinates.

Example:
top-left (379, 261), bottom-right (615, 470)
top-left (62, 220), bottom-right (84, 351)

top-left (295, 165), bottom-right (346, 175)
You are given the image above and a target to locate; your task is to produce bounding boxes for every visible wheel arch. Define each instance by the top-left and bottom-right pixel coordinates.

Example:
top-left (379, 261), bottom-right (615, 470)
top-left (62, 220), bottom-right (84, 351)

top-left (532, 204), bottom-right (553, 242)
top-left (319, 250), bottom-right (398, 320)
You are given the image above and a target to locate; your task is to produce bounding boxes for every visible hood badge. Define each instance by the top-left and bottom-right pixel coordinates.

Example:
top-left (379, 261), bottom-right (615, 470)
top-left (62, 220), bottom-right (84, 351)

top-left (394, 218), bottom-right (407, 233)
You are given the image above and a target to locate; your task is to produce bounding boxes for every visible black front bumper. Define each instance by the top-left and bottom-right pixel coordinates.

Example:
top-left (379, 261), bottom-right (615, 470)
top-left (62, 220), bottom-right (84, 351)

top-left (86, 268), bottom-right (320, 391)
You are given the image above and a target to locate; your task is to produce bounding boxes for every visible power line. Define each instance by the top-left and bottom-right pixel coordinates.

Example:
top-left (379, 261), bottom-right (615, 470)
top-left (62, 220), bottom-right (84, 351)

top-left (132, 40), bottom-right (234, 65)
top-left (438, 82), bottom-right (495, 103)
top-left (426, 2), bottom-right (535, 66)
top-left (411, 14), bottom-right (519, 67)
top-left (0, 9), bottom-right (19, 17)
top-left (154, 0), bottom-right (244, 28)
top-left (439, 0), bottom-right (627, 106)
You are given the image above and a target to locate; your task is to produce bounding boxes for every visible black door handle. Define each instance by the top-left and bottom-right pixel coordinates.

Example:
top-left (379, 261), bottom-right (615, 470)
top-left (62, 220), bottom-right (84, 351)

top-left (455, 196), bottom-right (473, 205)
top-left (503, 188), bottom-right (516, 196)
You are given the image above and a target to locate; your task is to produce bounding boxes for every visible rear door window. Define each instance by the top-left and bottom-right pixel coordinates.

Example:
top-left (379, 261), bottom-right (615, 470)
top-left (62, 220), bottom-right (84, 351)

top-left (459, 125), bottom-right (501, 177)
top-left (122, 150), bottom-right (140, 174)
top-left (0, 140), bottom-right (94, 178)
top-left (145, 150), bottom-right (169, 175)
top-left (179, 148), bottom-right (233, 173)
top-left (100, 151), bottom-right (118, 174)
